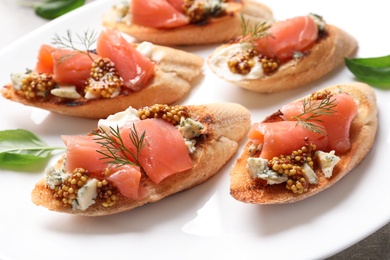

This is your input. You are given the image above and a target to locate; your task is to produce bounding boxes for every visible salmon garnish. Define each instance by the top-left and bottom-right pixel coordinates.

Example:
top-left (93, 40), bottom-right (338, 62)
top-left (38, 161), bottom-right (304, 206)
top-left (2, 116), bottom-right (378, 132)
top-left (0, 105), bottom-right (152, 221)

top-left (248, 121), bottom-right (328, 160)
top-left (280, 93), bottom-right (358, 153)
top-left (254, 15), bottom-right (318, 61)
top-left (61, 135), bottom-right (108, 175)
top-left (35, 44), bottom-right (56, 74)
top-left (96, 29), bottom-right (155, 91)
top-left (51, 49), bottom-right (100, 88)
top-left (120, 118), bottom-right (193, 184)
top-left (167, 0), bottom-right (185, 12)
top-left (131, 0), bottom-right (189, 29)
top-left (106, 164), bottom-right (144, 200)
top-left (248, 92), bottom-right (357, 159)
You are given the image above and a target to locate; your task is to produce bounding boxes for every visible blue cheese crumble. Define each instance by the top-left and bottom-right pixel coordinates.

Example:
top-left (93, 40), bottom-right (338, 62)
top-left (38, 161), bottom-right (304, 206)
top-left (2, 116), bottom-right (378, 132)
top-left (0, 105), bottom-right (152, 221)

top-left (51, 86), bottom-right (82, 99)
top-left (316, 150), bottom-right (340, 178)
top-left (177, 117), bottom-right (204, 154)
top-left (247, 157), bottom-right (288, 184)
top-left (302, 163), bottom-right (318, 184)
top-left (247, 149), bottom-right (340, 186)
top-left (72, 178), bottom-right (99, 211)
top-left (45, 163), bottom-right (70, 190)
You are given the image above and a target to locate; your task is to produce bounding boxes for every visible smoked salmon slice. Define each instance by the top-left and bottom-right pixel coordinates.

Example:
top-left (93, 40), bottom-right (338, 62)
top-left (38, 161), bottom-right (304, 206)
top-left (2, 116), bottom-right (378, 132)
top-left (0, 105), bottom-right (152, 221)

top-left (34, 29), bottom-right (154, 91)
top-left (248, 121), bottom-right (328, 160)
top-left (96, 29), bottom-right (155, 91)
top-left (280, 93), bottom-right (358, 153)
top-left (120, 118), bottom-right (193, 184)
top-left (254, 15), bottom-right (318, 61)
top-left (51, 49), bottom-right (100, 88)
top-left (61, 135), bottom-right (109, 175)
top-left (131, 0), bottom-right (189, 29)
top-left (167, 0), bottom-right (185, 12)
top-left (107, 164), bottom-right (144, 200)
top-left (61, 117), bottom-right (193, 200)
top-left (35, 44), bottom-right (56, 74)
top-left (62, 137), bottom-right (146, 201)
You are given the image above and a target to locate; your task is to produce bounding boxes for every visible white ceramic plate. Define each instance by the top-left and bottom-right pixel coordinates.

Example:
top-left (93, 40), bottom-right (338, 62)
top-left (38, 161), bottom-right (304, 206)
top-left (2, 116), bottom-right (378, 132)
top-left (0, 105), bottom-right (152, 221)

top-left (0, 1), bottom-right (389, 259)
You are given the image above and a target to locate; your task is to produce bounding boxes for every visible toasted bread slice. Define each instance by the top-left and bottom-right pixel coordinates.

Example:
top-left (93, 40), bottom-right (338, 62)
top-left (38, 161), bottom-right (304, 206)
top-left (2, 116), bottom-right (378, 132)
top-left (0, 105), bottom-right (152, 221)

top-left (1, 44), bottom-right (204, 119)
top-left (230, 83), bottom-right (377, 204)
top-left (208, 24), bottom-right (358, 93)
top-left (32, 103), bottom-right (251, 216)
top-left (102, 0), bottom-right (274, 45)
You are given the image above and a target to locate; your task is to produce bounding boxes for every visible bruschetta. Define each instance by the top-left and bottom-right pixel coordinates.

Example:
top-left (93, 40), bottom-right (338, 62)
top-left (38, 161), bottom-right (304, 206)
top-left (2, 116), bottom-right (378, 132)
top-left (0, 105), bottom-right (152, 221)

top-left (1, 29), bottom-right (204, 119)
top-left (208, 14), bottom-right (358, 93)
top-left (32, 102), bottom-right (251, 216)
top-left (230, 82), bottom-right (377, 204)
top-left (102, 0), bottom-right (274, 45)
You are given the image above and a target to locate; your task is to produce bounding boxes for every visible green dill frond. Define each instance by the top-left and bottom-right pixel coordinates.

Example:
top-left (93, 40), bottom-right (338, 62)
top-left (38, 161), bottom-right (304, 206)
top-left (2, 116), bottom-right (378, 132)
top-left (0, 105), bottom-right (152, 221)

top-left (51, 29), bottom-right (98, 60)
top-left (240, 14), bottom-right (270, 43)
top-left (295, 119), bottom-right (327, 135)
top-left (92, 124), bottom-right (146, 173)
top-left (293, 94), bottom-right (337, 135)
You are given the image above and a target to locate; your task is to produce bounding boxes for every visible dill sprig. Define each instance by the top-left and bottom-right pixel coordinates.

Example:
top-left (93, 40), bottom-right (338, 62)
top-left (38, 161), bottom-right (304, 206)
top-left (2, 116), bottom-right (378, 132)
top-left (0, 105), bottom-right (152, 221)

top-left (293, 95), bottom-right (337, 135)
top-left (240, 15), bottom-right (270, 44)
top-left (92, 124), bottom-right (146, 172)
top-left (51, 29), bottom-right (98, 60)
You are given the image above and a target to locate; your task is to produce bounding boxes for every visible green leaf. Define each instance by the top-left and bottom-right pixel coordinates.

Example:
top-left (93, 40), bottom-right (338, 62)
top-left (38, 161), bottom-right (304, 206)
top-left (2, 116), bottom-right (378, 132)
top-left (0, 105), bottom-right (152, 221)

top-left (345, 56), bottom-right (390, 89)
top-left (34, 0), bottom-right (86, 20)
top-left (0, 129), bottom-right (64, 166)
top-left (18, 0), bottom-right (86, 20)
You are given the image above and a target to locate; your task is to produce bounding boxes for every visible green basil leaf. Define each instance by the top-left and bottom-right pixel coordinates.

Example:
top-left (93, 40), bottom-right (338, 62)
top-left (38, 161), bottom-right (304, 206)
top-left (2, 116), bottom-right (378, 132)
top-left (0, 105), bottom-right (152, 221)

top-left (18, 0), bottom-right (85, 20)
top-left (345, 56), bottom-right (390, 89)
top-left (0, 129), bottom-right (64, 166)
top-left (34, 0), bottom-right (86, 20)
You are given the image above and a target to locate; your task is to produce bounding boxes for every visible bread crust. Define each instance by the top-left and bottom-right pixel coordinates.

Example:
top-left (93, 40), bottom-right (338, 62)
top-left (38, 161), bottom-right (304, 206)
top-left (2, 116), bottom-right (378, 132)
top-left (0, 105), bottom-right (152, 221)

top-left (230, 82), bottom-right (378, 204)
top-left (102, 0), bottom-right (274, 46)
top-left (208, 24), bottom-right (358, 93)
top-left (1, 44), bottom-right (204, 119)
top-left (31, 103), bottom-right (251, 216)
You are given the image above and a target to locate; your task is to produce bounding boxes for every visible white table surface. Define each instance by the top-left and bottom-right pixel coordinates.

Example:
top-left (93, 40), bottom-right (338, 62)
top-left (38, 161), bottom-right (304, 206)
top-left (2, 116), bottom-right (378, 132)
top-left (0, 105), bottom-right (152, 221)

top-left (0, 1), bottom-right (388, 259)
